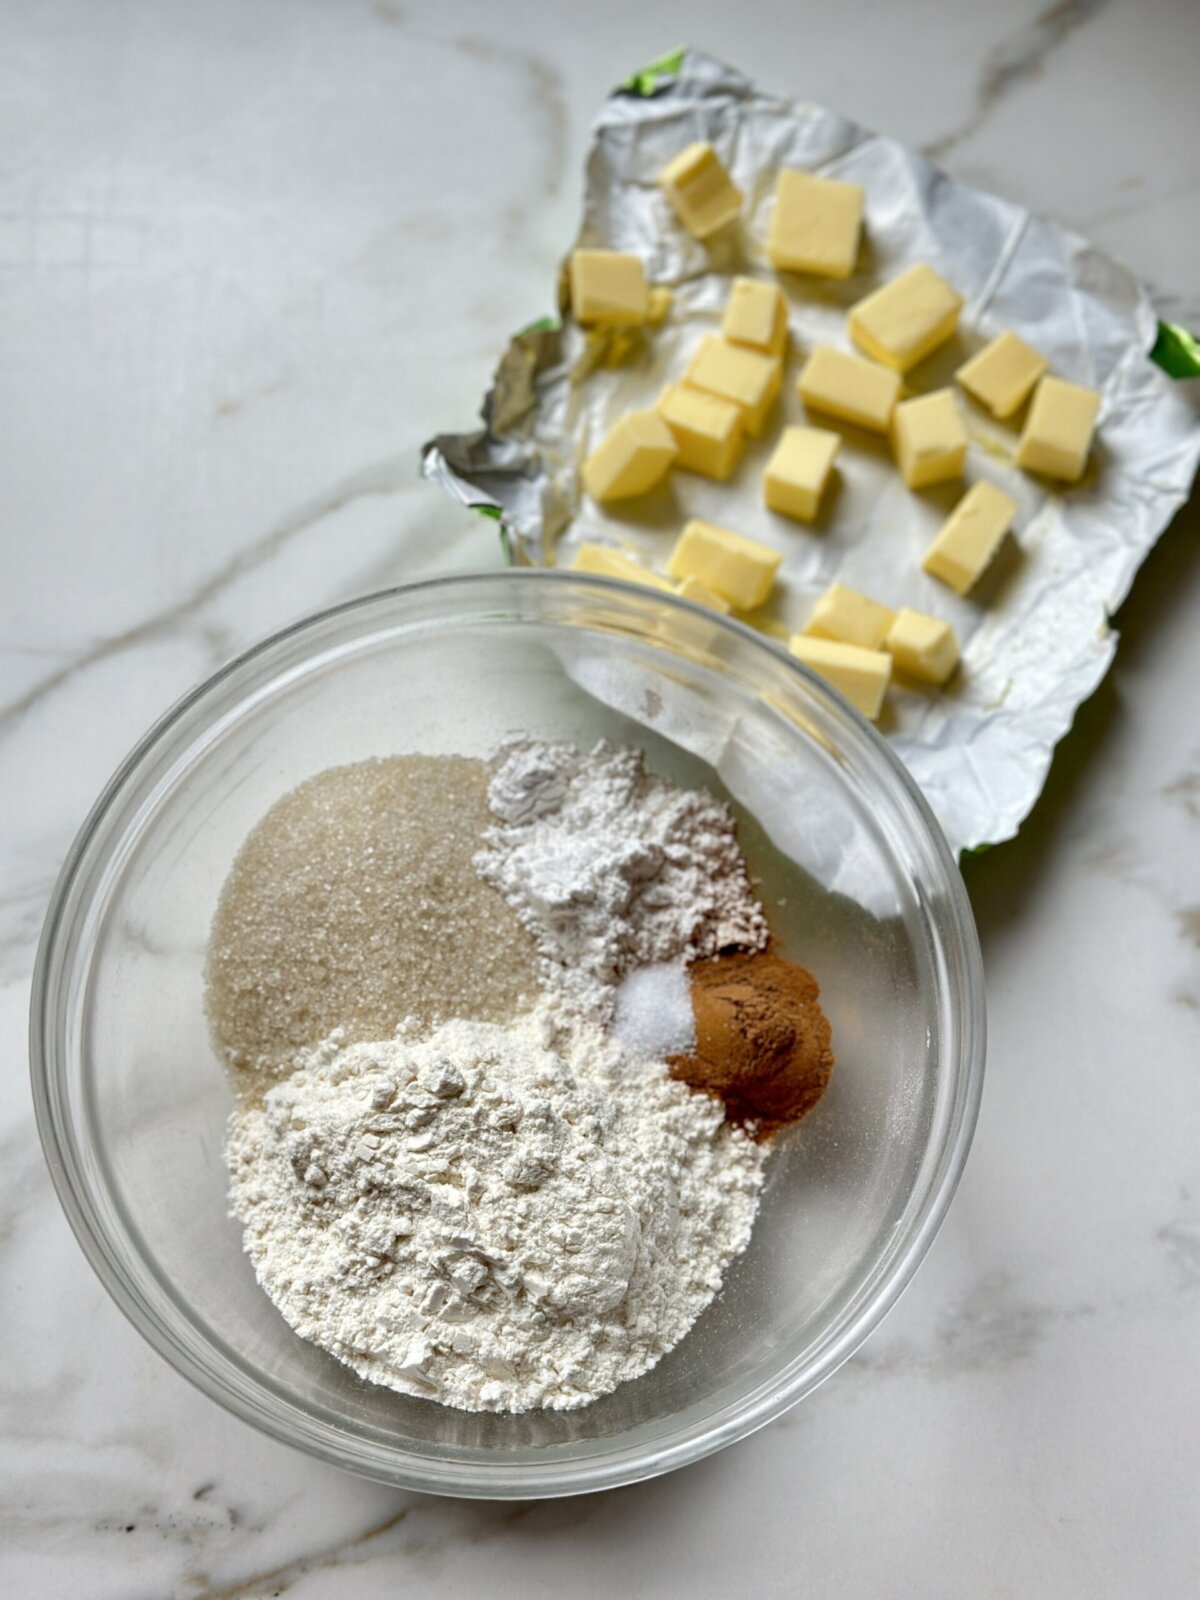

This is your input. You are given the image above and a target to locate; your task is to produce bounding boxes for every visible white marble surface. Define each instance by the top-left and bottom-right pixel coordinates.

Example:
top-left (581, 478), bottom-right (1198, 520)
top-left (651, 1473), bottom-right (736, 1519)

top-left (2, 1), bottom-right (1198, 1594)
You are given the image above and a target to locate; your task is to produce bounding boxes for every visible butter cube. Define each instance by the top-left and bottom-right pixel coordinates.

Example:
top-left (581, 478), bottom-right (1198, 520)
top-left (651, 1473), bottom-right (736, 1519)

top-left (788, 634), bottom-right (891, 721)
top-left (569, 250), bottom-right (649, 326)
top-left (1016, 376), bottom-right (1101, 482)
top-left (582, 411), bottom-right (677, 502)
top-left (886, 607), bottom-right (960, 686)
top-left (956, 331), bottom-right (1048, 419)
top-left (684, 335), bottom-right (782, 436)
top-left (767, 170), bottom-right (864, 279)
top-left (764, 426), bottom-right (841, 522)
top-left (657, 384), bottom-right (745, 480)
top-left (667, 520), bottom-right (781, 611)
top-left (798, 345), bottom-right (901, 434)
top-left (804, 583), bottom-right (895, 650)
top-left (891, 389), bottom-right (968, 489)
top-left (659, 142), bottom-right (742, 240)
top-left (675, 574), bottom-right (732, 614)
top-left (647, 286), bottom-right (674, 326)
top-left (571, 543), bottom-right (673, 592)
top-left (849, 263), bottom-right (963, 374)
top-left (723, 277), bottom-right (788, 355)
top-left (922, 480), bottom-right (1017, 595)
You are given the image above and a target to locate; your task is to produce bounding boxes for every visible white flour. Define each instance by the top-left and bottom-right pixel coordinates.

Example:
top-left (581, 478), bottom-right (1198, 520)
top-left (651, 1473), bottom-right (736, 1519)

top-left (228, 1012), bottom-right (765, 1412)
top-left (475, 738), bottom-right (768, 1018)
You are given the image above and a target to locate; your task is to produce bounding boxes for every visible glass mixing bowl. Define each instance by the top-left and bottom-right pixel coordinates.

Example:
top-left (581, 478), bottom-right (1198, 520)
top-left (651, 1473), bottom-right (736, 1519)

top-left (31, 571), bottom-right (984, 1497)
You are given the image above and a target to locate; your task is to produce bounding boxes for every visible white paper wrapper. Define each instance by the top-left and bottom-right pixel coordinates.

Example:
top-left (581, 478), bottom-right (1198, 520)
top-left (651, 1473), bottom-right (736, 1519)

top-left (424, 50), bottom-right (1200, 857)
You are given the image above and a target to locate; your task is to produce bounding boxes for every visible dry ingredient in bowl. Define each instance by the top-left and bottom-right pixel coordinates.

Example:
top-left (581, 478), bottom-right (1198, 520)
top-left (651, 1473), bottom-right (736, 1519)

top-left (670, 946), bottom-right (835, 1139)
top-left (476, 737), bottom-right (768, 1019)
top-left (206, 756), bottom-right (539, 1088)
top-left (212, 737), bottom-right (833, 1413)
top-left (227, 1014), bottom-right (764, 1413)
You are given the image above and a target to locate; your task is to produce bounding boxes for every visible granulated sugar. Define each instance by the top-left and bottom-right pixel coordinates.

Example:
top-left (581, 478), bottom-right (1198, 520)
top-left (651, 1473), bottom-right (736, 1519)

top-left (206, 756), bottom-right (539, 1086)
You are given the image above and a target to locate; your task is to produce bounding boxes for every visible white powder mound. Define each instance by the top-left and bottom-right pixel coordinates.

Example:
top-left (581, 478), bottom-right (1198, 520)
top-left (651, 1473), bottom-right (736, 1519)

top-left (475, 738), bottom-right (768, 1018)
top-left (227, 1012), bottom-right (765, 1413)
top-left (613, 961), bottom-right (696, 1059)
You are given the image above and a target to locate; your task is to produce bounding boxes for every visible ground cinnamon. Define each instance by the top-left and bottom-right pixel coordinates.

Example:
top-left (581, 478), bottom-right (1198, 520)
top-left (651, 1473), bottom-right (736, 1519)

top-left (669, 946), bottom-right (834, 1140)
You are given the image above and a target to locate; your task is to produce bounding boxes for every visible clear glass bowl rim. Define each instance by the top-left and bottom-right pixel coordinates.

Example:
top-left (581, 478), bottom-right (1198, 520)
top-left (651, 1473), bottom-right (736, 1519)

top-left (30, 569), bottom-right (986, 1498)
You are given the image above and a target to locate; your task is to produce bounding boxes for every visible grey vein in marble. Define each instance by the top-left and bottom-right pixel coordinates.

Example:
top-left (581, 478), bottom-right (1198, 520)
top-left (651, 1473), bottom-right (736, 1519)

top-left (923, 0), bottom-right (1109, 159)
top-left (1082, 174), bottom-right (1200, 231)
top-left (0, 879), bottom-right (56, 980)
top-left (372, 2), bottom-right (570, 241)
top-left (851, 1271), bottom-right (1097, 1382)
top-left (1157, 1218), bottom-right (1200, 1290)
top-left (0, 458), bottom-right (412, 740)
top-left (193, 1507), bottom-right (413, 1599)
top-left (1163, 766), bottom-right (1200, 822)
top-left (186, 1491), bottom-right (629, 1600)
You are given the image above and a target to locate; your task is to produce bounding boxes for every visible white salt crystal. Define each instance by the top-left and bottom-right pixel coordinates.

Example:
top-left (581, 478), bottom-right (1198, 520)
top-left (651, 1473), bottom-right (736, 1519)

top-left (613, 961), bottom-right (695, 1060)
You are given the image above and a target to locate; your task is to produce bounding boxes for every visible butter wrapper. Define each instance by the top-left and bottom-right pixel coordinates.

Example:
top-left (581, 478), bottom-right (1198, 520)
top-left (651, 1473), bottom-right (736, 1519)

top-left (424, 50), bottom-right (1200, 857)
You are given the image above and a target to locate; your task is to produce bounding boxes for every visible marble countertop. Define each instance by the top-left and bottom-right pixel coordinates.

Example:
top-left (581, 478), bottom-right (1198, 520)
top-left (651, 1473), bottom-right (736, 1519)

top-left (3, 1), bottom-right (1197, 1594)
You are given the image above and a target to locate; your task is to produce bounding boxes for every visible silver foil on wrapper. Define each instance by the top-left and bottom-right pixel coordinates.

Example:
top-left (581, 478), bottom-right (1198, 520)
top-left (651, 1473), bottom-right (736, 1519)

top-left (424, 50), bottom-right (1200, 856)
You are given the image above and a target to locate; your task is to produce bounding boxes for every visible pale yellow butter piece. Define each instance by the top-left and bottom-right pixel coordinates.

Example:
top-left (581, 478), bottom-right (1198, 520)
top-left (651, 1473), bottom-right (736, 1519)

top-left (722, 276), bottom-right (788, 355)
top-left (922, 480), bottom-right (1018, 595)
top-left (764, 426), bottom-right (841, 522)
top-left (581, 411), bottom-right (677, 502)
top-left (804, 583), bottom-right (895, 650)
top-left (571, 543), bottom-right (673, 592)
top-left (657, 384), bottom-right (745, 480)
top-left (647, 286), bottom-right (674, 326)
top-left (1016, 375), bottom-right (1100, 482)
top-left (675, 574), bottom-right (732, 614)
top-left (891, 388), bottom-right (968, 489)
top-left (849, 263), bottom-right (963, 374)
top-left (886, 607), bottom-right (960, 686)
top-left (956, 331), bottom-right (1048, 419)
top-left (788, 634), bottom-right (891, 721)
top-left (767, 170), bottom-right (864, 279)
top-left (798, 345), bottom-right (901, 434)
top-left (667, 519), bottom-right (781, 611)
top-left (568, 250), bottom-right (649, 326)
top-left (684, 335), bottom-right (782, 436)
top-left (659, 142), bottom-right (742, 239)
